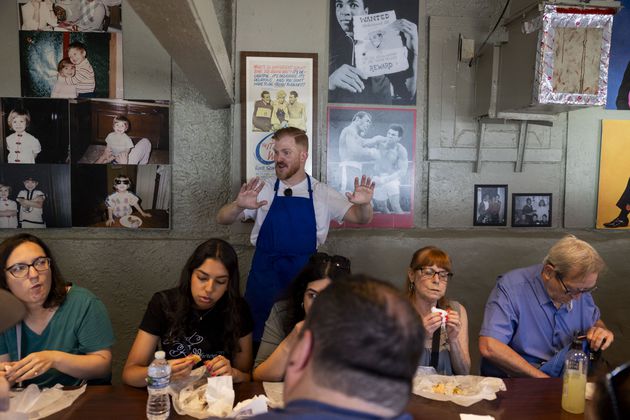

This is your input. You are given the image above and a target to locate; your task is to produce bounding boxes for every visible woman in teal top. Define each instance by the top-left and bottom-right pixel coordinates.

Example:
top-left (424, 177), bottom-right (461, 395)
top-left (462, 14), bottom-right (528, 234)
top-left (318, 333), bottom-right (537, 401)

top-left (0, 234), bottom-right (114, 387)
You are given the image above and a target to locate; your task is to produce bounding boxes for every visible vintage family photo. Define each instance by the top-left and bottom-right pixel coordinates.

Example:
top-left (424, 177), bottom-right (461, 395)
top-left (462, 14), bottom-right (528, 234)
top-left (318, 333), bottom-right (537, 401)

top-left (0, 164), bottom-right (71, 228)
top-left (511, 194), bottom-right (552, 227)
top-left (241, 52), bottom-right (316, 180)
top-left (19, 30), bottom-right (123, 98)
top-left (71, 164), bottom-right (170, 229)
top-left (474, 185), bottom-right (507, 226)
top-left (1, 97), bottom-right (69, 164)
top-left (327, 106), bottom-right (415, 228)
top-left (328, 0), bottom-right (418, 105)
top-left (17, 0), bottom-right (122, 32)
top-left (70, 99), bottom-right (170, 165)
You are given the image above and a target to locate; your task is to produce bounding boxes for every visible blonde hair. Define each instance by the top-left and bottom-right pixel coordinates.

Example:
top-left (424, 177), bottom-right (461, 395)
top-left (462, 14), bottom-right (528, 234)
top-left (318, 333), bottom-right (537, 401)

top-left (543, 235), bottom-right (605, 278)
top-left (7, 109), bottom-right (30, 130)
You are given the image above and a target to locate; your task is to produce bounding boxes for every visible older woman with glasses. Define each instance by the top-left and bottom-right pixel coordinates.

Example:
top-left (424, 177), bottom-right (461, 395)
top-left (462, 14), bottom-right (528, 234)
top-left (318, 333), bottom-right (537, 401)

top-left (253, 252), bottom-right (351, 382)
top-left (407, 246), bottom-right (470, 375)
top-left (0, 234), bottom-right (114, 387)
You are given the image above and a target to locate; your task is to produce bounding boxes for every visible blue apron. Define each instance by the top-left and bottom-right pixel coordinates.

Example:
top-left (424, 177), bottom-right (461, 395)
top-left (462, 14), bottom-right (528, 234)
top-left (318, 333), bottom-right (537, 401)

top-left (245, 176), bottom-right (317, 341)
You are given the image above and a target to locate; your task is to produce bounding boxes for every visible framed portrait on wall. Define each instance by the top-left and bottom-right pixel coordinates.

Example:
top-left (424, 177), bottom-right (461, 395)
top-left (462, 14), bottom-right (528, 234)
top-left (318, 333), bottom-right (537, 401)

top-left (511, 193), bottom-right (552, 227)
top-left (328, 0), bottom-right (419, 106)
top-left (19, 30), bottom-right (123, 99)
top-left (327, 105), bottom-right (415, 228)
top-left (240, 51), bottom-right (317, 181)
top-left (473, 184), bottom-right (507, 226)
top-left (596, 120), bottom-right (630, 229)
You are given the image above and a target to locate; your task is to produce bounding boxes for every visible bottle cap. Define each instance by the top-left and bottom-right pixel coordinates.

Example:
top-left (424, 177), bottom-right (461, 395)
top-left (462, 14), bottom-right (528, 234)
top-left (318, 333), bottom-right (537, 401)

top-left (154, 350), bottom-right (166, 359)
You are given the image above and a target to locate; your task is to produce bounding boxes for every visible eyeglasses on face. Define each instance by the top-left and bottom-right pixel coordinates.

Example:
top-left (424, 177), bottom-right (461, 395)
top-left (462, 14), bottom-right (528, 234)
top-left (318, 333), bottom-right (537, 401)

top-left (114, 179), bottom-right (130, 185)
top-left (311, 252), bottom-right (351, 272)
top-left (552, 268), bottom-right (598, 296)
top-left (5, 257), bottom-right (51, 278)
top-left (415, 266), bottom-right (453, 282)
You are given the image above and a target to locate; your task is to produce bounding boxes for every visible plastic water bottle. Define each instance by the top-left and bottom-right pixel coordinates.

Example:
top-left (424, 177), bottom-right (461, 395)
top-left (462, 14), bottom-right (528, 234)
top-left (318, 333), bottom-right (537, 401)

top-left (561, 340), bottom-right (588, 414)
top-left (146, 350), bottom-right (171, 420)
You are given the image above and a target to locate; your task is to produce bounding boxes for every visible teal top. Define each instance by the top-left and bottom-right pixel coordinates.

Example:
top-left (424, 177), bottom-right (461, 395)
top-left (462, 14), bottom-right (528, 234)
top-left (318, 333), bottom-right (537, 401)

top-left (0, 285), bottom-right (115, 387)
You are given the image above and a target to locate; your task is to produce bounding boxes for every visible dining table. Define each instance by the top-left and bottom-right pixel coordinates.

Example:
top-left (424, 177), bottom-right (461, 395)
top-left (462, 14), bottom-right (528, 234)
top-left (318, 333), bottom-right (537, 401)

top-left (44, 377), bottom-right (594, 419)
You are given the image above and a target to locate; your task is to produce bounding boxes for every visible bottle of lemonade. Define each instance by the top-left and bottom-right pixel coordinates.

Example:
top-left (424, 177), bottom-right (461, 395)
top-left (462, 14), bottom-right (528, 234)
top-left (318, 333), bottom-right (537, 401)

top-left (561, 340), bottom-right (588, 414)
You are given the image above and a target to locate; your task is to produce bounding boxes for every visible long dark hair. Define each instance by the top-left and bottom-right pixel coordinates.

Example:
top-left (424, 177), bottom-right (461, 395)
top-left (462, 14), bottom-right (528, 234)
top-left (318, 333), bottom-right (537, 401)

top-left (283, 252), bottom-right (351, 335)
top-left (0, 234), bottom-right (67, 309)
top-left (164, 238), bottom-right (243, 358)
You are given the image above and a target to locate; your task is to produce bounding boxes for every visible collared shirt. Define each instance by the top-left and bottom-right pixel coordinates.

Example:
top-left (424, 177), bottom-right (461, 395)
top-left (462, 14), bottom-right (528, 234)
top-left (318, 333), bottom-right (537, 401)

top-left (254, 399), bottom-right (412, 420)
top-left (242, 177), bottom-right (352, 247)
top-left (479, 264), bottom-right (600, 366)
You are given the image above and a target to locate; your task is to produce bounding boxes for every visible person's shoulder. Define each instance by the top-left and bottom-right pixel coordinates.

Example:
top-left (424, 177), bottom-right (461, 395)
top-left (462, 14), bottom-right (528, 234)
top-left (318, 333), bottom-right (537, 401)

top-left (64, 285), bottom-right (103, 307)
top-left (498, 264), bottom-right (541, 288)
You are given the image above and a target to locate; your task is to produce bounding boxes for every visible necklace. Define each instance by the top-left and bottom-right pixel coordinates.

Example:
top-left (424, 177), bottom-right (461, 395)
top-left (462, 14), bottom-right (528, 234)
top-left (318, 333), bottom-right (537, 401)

top-left (197, 306), bottom-right (214, 321)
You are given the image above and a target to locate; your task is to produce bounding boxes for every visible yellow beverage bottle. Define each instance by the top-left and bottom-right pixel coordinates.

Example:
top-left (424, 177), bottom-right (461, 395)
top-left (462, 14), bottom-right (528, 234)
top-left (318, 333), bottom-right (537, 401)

top-left (561, 341), bottom-right (588, 414)
top-left (562, 369), bottom-right (586, 413)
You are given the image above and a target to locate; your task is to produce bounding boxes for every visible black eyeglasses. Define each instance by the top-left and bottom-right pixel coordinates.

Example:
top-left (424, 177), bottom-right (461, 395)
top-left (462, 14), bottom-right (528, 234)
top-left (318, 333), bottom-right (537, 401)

top-left (552, 269), bottom-right (598, 296)
top-left (414, 266), bottom-right (453, 282)
top-left (114, 179), bottom-right (130, 185)
top-left (311, 252), bottom-right (351, 273)
top-left (284, 188), bottom-right (293, 197)
top-left (5, 257), bottom-right (51, 278)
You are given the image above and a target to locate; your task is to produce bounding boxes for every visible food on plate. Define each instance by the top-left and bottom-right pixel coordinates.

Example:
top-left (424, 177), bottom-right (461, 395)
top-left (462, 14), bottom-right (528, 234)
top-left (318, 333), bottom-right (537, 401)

top-left (431, 382), bottom-right (464, 395)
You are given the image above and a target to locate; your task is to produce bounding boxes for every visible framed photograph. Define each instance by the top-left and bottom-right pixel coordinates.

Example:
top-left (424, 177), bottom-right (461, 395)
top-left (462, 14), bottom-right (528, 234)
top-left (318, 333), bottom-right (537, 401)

top-left (328, 0), bottom-right (419, 106)
top-left (0, 163), bottom-right (71, 228)
top-left (327, 105), bottom-right (415, 228)
top-left (70, 99), bottom-right (170, 165)
top-left (71, 164), bottom-right (170, 229)
top-left (17, 0), bottom-right (122, 32)
top-left (19, 31), bottom-right (123, 99)
top-left (596, 120), bottom-right (630, 229)
top-left (240, 51), bottom-right (317, 181)
top-left (512, 193), bottom-right (552, 227)
top-left (1, 97), bottom-right (69, 164)
top-left (474, 184), bottom-right (507, 226)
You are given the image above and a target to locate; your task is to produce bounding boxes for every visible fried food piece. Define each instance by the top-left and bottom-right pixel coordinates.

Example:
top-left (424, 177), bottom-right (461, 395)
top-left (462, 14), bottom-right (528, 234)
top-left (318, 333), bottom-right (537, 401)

top-left (187, 354), bottom-right (202, 364)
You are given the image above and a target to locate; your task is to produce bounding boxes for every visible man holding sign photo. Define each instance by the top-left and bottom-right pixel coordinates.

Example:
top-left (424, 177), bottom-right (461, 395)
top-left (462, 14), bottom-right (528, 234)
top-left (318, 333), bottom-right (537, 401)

top-left (328, 0), bottom-right (418, 105)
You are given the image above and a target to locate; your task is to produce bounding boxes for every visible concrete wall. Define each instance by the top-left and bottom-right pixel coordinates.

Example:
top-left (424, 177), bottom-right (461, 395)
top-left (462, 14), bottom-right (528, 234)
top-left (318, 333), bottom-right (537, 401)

top-left (0, 0), bottom-right (627, 383)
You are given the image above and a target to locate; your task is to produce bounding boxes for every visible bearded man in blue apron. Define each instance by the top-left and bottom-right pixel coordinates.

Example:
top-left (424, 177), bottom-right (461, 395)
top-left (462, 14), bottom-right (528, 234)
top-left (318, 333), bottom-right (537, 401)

top-left (217, 127), bottom-right (375, 343)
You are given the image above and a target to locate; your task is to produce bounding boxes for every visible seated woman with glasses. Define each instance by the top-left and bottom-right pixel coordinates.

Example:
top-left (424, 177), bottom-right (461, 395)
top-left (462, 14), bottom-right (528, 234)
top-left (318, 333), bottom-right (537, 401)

top-left (407, 246), bottom-right (470, 375)
top-left (122, 238), bottom-right (253, 386)
top-left (0, 234), bottom-right (114, 387)
top-left (252, 252), bottom-right (351, 382)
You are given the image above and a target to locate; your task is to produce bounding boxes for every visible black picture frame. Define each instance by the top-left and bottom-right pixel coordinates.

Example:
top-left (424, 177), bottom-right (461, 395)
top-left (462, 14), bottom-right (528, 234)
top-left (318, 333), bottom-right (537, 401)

top-left (512, 193), bottom-right (552, 227)
top-left (474, 184), bottom-right (508, 226)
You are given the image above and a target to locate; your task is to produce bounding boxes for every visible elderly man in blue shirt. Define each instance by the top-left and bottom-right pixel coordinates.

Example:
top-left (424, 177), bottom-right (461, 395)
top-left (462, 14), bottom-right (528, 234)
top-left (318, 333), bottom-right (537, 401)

top-left (479, 235), bottom-right (614, 378)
